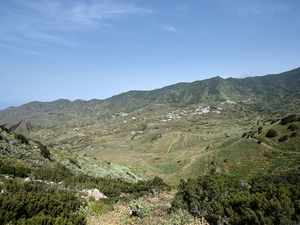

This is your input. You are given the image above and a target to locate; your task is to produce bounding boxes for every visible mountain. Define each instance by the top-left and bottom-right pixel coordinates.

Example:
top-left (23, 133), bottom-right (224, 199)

top-left (1, 67), bottom-right (300, 124)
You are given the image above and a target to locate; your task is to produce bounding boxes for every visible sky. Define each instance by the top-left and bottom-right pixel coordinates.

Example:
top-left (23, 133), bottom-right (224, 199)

top-left (0, 0), bottom-right (300, 109)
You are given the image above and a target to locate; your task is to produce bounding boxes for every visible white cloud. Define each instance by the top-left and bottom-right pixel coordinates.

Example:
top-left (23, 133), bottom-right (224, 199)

top-left (222, 0), bottom-right (285, 20)
top-left (0, 0), bottom-right (152, 45)
top-left (68, 1), bottom-right (152, 27)
top-left (164, 25), bottom-right (176, 32)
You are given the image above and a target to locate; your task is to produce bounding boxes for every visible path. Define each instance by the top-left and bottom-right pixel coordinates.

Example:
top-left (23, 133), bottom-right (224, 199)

top-left (250, 137), bottom-right (300, 154)
top-left (167, 133), bottom-right (180, 153)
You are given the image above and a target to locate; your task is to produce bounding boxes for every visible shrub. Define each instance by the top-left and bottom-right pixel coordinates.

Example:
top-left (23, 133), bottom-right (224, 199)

top-left (290, 132), bottom-right (298, 138)
top-left (278, 135), bottom-right (289, 142)
top-left (0, 125), bottom-right (10, 133)
top-left (14, 133), bottom-right (29, 145)
top-left (271, 119), bottom-right (278, 124)
top-left (287, 124), bottom-right (299, 131)
top-left (280, 114), bottom-right (298, 125)
top-left (35, 141), bottom-right (51, 159)
top-left (90, 202), bottom-right (114, 215)
top-left (171, 171), bottom-right (300, 225)
top-left (265, 129), bottom-right (278, 138)
top-left (0, 184), bottom-right (86, 225)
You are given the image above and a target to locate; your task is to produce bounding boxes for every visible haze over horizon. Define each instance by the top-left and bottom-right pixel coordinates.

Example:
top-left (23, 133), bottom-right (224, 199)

top-left (1, 0), bottom-right (300, 110)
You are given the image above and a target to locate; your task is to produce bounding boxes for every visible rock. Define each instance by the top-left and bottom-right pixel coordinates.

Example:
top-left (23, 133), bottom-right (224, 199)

top-left (24, 177), bottom-right (31, 182)
top-left (86, 188), bottom-right (107, 200)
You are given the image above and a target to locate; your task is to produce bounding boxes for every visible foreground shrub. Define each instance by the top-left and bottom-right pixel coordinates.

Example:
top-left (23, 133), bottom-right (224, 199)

top-left (171, 171), bottom-right (300, 225)
top-left (0, 181), bottom-right (86, 225)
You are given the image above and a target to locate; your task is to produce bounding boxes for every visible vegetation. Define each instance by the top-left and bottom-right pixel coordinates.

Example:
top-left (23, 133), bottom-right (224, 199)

top-left (172, 170), bottom-right (300, 225)
top-left (288, 124), bottom-right (299, 131)
top-left (0, 180), bottom-right (86, 225)
top-left (265, 129), bottom-right (278, 138)
top-left (280, 114), bottom-right (299, 125)
top-left (278, 135), bottom-right (289, 142)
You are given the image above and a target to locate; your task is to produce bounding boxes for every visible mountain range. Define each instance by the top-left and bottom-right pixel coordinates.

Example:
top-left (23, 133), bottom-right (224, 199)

top-left (1, 67), bottom-right (300, 123)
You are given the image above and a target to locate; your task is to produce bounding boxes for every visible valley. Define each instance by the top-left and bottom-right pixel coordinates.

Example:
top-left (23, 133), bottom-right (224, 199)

top-left (1, 68), bottom-right (300, 184)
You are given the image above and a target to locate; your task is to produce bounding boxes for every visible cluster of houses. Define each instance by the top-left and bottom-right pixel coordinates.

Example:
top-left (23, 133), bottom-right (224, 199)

top-left (161, 105), bottom-right (224, 122)
top-left (110, 99), bottom-right (240, 128)
top-left (221, 100), bottom-right (236, 104)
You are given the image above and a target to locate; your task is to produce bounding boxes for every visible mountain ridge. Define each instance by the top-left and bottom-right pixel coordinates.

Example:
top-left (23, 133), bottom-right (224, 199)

top-left (1, 67), bottom-right (299, 124)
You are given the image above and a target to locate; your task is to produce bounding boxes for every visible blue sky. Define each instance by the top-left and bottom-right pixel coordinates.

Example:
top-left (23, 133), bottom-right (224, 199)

top-left (0, 0), bottom-right (299, 109)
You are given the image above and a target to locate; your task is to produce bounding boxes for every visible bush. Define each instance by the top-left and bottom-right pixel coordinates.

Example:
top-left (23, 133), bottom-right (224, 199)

top-left (0, 125), bottom-right (10, 133)
top-left (35, 141), bottom-right (51, 159)
top-left (287, 124), bottom-right (299, 131)
top-left (14, 133), bottom-right (29, 145)
top-left (271, 119), bottom-right (278, 124)
top-left (266, 129), bottom-right (278, 138)
top-left (0, 160), bottom-right (31, 178)
top-left (290, 132), bottom-right (298, 138)
top-left (171, 171), bottom-right (300, 225)
top-left (278, 135), bottom-right (289, 142)
top-left (0, 180), bottom-right (86, 225)
top-left (280, 114), bottom-right (298, 125)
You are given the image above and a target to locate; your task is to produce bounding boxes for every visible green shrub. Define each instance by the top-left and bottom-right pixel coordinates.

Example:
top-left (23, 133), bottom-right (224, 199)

top-left (0, 125), bottom-right (10, 133)
top-left (14, 133), bottom-right (29, 145)
top-left (0, 160), bottom-right (31, 178)
top-left (90, 202), bottom-right (114, 215)
top-left (278, 135), bottom-right (289, 142)
top-left (0, 180), bottom-right (86, 225)
top-left (287, 124), bottom-right (299, 131)
top-left (280, 114), bottom-right (298, 125)
top-left (35, 141), bottom-right (51, 159)
top-left (290, 132), bottom-right (298, 138)
top-left (266, 129), bottom-right (278, 138)
top-left (271, 119), bottom-right (278, 124)
top-left (171, 171), bottom-right (300, 225)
